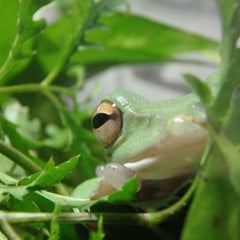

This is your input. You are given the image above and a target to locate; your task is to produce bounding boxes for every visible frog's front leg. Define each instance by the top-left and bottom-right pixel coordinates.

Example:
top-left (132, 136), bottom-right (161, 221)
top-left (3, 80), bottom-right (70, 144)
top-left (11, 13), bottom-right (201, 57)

top-left (91, 163), bottom-right (137, 199)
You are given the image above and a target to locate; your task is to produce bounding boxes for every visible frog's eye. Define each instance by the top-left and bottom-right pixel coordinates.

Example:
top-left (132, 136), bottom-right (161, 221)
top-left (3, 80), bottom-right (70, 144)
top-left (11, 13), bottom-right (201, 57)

top-left (92, 101), bottom-right (122, 147)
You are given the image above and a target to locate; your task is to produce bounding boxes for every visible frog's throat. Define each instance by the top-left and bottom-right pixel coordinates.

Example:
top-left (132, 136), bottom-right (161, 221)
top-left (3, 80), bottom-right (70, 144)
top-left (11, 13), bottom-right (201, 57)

top-left (123, 137), bottom-right (206, 180)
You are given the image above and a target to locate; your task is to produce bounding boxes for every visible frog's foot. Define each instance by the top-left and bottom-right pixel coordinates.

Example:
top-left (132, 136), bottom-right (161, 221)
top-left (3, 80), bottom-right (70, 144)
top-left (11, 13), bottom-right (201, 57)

top-left (90, 178), bottom-right (116, 200)
top-left (96, 163), bottom-right (136, 189)
top-left (91, 163), bottom-right (139, 200)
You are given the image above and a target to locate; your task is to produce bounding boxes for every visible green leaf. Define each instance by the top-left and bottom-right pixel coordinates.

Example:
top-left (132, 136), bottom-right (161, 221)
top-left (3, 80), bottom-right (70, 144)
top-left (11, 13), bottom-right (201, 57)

top-left (0, 184), bottom-right (28, 202)
top-left (216, 135), bottom-right (240, 197)
top-left (8, 195), bottom-right (40, 212)
top-left (183, 73), bottom-right (212, 105)
top-left (18, 0), bottom-right (49, 42)
top-left (0, 0), bottom-right (51, 83)
top-left (36, 0), bottom-right (125, 84)
top-left (72, 176), bottom-right (139, 203)
top-left (106, 176), bottom-right (139, 203)
top-left (220, 94), bottom-right (240, 196)
top-left (38, 190), bottom-right (93, 209)
top-left (71, 12), bottom-right (218, 74)
top-left (183, 2), bottom-right (240, 239)
top-left (49, 205), bottom-right (61, 240)
top-left (28, 156), bottom-right (79, 190)
top-left (0, 172), bottom-right (18, 185)
top-left (54, 103), bottom-right (103, 181)
top-left (182, 146), bottom-right (240, 240)
top-left (0, 0), bottom-right (18, 67)
top-left (211, 1), bottom-right (240, 120)
top-left (41, 176), bottom-right (138, 209)
top-left (72, 177), bottom-right (101, 199)
top-left (90, 215), bottom-right (105, 240)
top-left (223, 93), bottom-right (240, 144)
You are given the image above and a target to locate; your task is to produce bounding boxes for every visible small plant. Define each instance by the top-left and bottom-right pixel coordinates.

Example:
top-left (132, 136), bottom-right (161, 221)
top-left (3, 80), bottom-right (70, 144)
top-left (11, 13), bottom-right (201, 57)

top-left (0, 0), bottom-right (239, 239)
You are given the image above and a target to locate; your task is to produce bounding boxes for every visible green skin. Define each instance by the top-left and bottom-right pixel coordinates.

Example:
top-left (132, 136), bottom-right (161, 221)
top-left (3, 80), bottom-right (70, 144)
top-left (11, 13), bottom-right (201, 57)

top-left (93, 90), bottom-right (208, 198)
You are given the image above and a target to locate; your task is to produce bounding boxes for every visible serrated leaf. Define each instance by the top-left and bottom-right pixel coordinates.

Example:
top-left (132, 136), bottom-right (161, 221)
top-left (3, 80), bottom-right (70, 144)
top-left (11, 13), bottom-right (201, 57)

top-left (28, 156), bottom-right (79, 190)
top-left (18, 0), bottom-right (48, 42)
top-left (106, 176), bottom-right (139, 202)
top-left (38, 190), bottom-right (93, 209)
top-left (0, 172), bottom-right (18, 185)
top-left (40, 176), bottom-right (138, 209)
top-left (0, 184), bottom-right (28, 202)
top-left (71, 12), bottom-right (218, 75)
top-left (183, 73), bottom-right (212, 105)
top-left (0, 0), bottom-right (52, 82)
top-left (0, 113), bottom-right (45, 173)
top-left (18, 172), bottom-right (41, 186)
top-left (72, 176), bottom-right (139, 203)
top-left (72, 177), bottom-right (101, 199)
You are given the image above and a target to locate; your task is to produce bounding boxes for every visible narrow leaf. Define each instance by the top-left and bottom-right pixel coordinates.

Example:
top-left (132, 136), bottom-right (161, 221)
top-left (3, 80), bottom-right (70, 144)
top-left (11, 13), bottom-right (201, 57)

top-left (49, 205), bottom-right (60, 240)
top-left (182, 146), bottom-right (240, 240)
top-left (183, 73), bottom-right (212, 105)
top-left (28, 156), bottom-right (79, 190)
top-left (106, 176), bottom-right (139, 202)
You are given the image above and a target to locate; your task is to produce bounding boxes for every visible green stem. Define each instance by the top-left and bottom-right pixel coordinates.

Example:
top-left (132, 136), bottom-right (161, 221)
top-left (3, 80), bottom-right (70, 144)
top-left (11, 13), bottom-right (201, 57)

top-left (0, 219), bottom-right (22, 240)
top-left (40, 23), bottom-right (83, 87)
top-left (0, 178), bottom-right (197, 226)
top-left (0, 84), bottom-right (70, 95)
top-left (0, 140), bottom-right (42, 173)
top-left (0, 33), bottom-right (21, 82)
top-left (211, 0), bottom-right (240, 124)
top-left (41, 62), bottom-right (66, 87)
top-left (146, 177), bottom-right (197, 225)
top-left (0, 231), bottom-right (8, 240)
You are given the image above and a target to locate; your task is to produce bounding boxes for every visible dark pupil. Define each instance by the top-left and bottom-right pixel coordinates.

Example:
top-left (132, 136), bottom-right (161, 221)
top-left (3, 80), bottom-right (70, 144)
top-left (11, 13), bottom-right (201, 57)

top-left (92, 113), bottom-right (111, 129)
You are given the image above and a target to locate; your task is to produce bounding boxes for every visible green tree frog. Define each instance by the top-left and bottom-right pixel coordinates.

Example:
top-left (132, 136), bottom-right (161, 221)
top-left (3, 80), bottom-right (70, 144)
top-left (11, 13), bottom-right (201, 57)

top-left (91, 90), bottom-right (207, 199)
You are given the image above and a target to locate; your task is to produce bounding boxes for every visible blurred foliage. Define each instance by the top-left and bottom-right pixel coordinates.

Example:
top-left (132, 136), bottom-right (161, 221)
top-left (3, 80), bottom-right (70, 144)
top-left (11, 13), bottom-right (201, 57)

top-left (0, 0), bottom-right (239, 239)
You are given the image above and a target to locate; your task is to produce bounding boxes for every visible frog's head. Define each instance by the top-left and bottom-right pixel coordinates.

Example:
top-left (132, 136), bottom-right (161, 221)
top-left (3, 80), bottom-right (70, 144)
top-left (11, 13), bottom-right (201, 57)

top-left (92, 90), bottom-right (167, 164)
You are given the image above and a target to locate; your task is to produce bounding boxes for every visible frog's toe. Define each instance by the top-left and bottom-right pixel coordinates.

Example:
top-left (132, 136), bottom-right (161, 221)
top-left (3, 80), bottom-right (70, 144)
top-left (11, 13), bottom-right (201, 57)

top-left (101, 163), bottom-right (135, 189)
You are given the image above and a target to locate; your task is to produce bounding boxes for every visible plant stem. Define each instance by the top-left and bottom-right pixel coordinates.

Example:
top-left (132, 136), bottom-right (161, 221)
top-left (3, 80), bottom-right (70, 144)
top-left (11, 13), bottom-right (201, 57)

top-left (0, 231), bottom-right (8, 240)
top-left (211, 0), bottom-right (240, 123)
top-left (0, 33), bottom-right (21, 82)
top-left (40, 17), bottom-right (83, 87)
top-left (0, 211), bottom-right (97, 224)
top-left (146, 177), bottom-right (197, 225)
top-left (0, 219), bottom-right (22, 240)
top-left (0, 84), bottom-right (70, 95)
top-left (0, 140), bottom-right (42, 173)
top-left (0, 178), bottom-right (197, 226)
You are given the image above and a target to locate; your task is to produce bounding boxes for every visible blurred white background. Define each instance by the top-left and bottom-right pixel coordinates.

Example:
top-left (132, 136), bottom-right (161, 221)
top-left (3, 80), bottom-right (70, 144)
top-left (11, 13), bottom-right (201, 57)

top-left (82, 0), bottom-right (220, 103)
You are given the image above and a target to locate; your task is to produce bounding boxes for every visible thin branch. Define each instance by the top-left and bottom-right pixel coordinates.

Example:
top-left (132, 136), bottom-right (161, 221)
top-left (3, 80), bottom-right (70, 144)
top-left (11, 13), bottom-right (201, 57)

top-left (0, 84), bottom-right (70, 95)
top-left (0, 140), bottom-right (42, 173)
top-left (0, 178), bottom-right (198, 227)
top-left (0, 34), bottom-right (21, 82)
top-left (0, 219), bottom-right (22, 240)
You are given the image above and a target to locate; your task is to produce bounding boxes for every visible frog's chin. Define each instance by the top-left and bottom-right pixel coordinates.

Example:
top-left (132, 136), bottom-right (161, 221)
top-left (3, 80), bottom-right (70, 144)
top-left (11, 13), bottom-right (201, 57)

top-left (124, 155), bottom-right (196, 181)
top-left (124, 135), bottom-right (206, 180)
